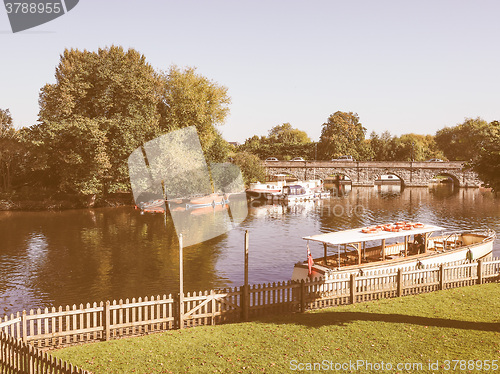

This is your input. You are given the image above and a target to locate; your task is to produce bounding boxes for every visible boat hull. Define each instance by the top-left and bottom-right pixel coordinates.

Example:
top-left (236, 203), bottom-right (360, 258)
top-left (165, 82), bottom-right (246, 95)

top-left (292, 235), bottom-right (494, 281)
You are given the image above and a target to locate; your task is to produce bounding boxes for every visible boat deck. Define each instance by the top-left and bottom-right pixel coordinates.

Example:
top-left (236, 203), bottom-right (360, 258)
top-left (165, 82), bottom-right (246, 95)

top-left (312, 235), bottom-right (465, 269)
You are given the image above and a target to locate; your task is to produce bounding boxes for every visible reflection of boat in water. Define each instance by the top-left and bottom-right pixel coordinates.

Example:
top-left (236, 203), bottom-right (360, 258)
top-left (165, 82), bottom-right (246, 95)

top-left (292, 222), bottom-right (496, 280)
top-left (137, 193), bottom-right (230, 214)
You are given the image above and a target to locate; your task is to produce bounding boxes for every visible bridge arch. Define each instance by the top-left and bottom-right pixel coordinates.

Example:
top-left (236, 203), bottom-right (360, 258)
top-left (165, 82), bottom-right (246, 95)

top-left (428, 172), bottom-right (460, 187)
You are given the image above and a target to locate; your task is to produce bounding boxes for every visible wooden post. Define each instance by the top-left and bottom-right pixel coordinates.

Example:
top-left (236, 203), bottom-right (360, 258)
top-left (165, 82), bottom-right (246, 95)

top-left (21, 310), bottom-right (27, 344)
top-left (300, 280), bottom-right (306, 313)
top-left (323, 243), bottom-right (328, 265)
top-left (178, 234), bottom-right (184, 330)
top-left (357, 243), bottom-right (361, 265)
top-left (397, 268), bottom-right (403, 297)
top-left (424, 233), bottom-right (429, 253)
top-left (362, 242), bottom-right (366, 260)
top-left (404, 236), bottom-right (408, 257)
top-left (104, 301), bottom-right (110, 341)
top-left (350, 273), bottom-right (356, 304)
top-left (439, 264), bottom-right (445, 290)
top-left (243, 230), bottom-right (249, 321)
top-left (477, 259), bottom-right (483, 285)
top-left (381, 239), bottom-right (386, 260)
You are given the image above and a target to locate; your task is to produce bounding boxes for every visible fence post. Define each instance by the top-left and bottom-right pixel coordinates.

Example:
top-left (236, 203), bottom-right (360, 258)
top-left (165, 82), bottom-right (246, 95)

top-left (21, 310), bottom-right (27, 344)
top-left (397, 269), bottom-right (403, 297)
top-left (439, 264), bottom-right (445, 290)
top-left (350, 273), bottom-right (356, 304)
top-left (104, 301), bottom-right (110, 341)
top-left (178, 234), bottom-right (184, 330)
top-left (242, 230), bottom-right (249, 321)
top-left (477, 259), bottom-right (483, 285)
top-left (300, 280), bottom-right (306, 312)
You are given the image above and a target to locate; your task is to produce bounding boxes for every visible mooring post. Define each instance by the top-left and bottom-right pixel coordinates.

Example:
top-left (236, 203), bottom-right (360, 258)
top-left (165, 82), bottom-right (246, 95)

top-left (397, 268), bottom-right (403, 297)
top-left (243, 230), bottom-right (249, 321)
top-left (439, 264), bottom-right (445, 290)
top-left (104, 301), bottom-right (110, 341)
top-left (477, 259), bottom-right (483, 285)
top-left (179, 234), bottom-right (184, 329)
top-left (350, 273), bottom-right (357, 304)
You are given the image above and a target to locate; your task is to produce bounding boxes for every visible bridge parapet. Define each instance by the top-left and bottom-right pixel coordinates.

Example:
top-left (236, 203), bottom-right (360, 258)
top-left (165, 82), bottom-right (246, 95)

top-left (263, 161), bottom-right (481, 187)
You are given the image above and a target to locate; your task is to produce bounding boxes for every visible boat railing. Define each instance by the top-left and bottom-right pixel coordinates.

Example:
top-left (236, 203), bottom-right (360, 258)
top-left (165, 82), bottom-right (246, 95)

top-left (437, 228), bottom-right (496, 250)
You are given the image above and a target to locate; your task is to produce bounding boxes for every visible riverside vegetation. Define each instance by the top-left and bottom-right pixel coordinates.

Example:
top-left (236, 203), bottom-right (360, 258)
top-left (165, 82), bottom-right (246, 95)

top-left (52, 283), bottom-right (500, 373)
top-left (1, 46), bottom-right (499, 208)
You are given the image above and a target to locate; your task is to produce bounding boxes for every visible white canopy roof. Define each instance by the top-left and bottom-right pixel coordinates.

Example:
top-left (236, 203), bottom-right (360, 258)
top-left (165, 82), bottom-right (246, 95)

top-left (303, 224), bottom-right (445, 246)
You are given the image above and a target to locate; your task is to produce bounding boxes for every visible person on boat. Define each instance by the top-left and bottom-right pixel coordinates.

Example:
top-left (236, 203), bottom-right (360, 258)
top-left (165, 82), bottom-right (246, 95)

top-left (414, 234), bottom-right (424, 254)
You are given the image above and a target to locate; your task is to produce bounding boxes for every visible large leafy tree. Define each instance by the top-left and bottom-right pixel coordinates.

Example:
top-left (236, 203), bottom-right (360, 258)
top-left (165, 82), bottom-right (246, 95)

top-left (37, 46), bottom-right (162, 195)
top-left (33, 47), bottom-right (231, 197)
top-left (317, 111), bottom-right (366, 160)
top-left (268, 123), bottom-right (310, 144)
top-left (158, 66), bottom-right (231, 163)
top-left (0, 108), bottom-right (19, 191)
top-left (472, 120), bottom-right (500, 193)
top-left (435, 117), bottom-right (494, 161)
top-left (241, 123), bottom-right (313, 160)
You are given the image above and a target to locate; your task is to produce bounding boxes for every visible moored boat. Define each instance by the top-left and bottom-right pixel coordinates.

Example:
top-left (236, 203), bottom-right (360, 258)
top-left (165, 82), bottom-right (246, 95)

top-left (292, 222), bottom-right (496, 280)
top-left (280, 180), bottom-right (330, 202)
top-left (246, 181), bottom-right (286, 200)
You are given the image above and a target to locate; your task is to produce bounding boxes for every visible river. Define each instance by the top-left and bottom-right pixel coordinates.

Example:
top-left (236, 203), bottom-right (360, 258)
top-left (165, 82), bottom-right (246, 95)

top-left (0, 185), bottom-right (498, 316)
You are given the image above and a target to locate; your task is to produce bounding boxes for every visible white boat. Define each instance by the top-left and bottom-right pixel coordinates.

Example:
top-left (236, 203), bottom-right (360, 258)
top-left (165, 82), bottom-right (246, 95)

top-left (292, 222), bottom-right (496, 280)
top-left (246, 181), bottom-right (286, 200)
top-left (375, 174), bottom-right (401, 184)
top-left (281, 180), bottom-right (330, 202)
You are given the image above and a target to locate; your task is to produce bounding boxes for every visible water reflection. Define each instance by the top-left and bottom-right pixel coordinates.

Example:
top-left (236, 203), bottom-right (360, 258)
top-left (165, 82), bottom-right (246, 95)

top-left (0, 186), bottom-right (499, 316)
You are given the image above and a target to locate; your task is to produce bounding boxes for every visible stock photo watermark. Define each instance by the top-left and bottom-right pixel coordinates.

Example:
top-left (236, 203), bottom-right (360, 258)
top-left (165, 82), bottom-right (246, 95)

top-left (3, 0), bottom-right (79, 33)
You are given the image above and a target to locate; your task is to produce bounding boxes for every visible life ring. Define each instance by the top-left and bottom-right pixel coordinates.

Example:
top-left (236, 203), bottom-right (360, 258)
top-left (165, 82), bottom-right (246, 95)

top-left (414, 223), bottom-right (424, 228)
top-left (403, 225), bottom-right (412, 230)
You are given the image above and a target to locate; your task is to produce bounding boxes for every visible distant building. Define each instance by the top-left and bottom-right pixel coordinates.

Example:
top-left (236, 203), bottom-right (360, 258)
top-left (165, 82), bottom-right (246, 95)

top-left (228, 141), bottom-right (240, 146)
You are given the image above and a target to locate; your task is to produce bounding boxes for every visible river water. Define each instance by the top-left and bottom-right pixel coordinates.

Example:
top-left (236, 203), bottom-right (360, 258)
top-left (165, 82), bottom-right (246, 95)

top-left (0, 185), bottom-right (498, 316)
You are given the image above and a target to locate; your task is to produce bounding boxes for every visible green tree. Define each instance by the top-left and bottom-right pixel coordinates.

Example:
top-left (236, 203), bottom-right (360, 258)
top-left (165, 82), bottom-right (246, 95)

top-left (232, 151), bottom-right (266, 185)
top-left (241, 124), bottom-right (312, 160)
top-left (317, 111), bottom-right (366, 160)
top-left (268, 123), bottom-right (310, 144)
top-left (0, 109), bottom-right (21, 191)
top-left (435, 117), bottom-right (493, 161)
top-left (158, 66), bottom-right (231, 163)
top-left (37, 46), bottom-right (162, 195)
top-left (472, 120), bottom-right (500, 193)
top-left (34, 47), bottom-right (231, 197)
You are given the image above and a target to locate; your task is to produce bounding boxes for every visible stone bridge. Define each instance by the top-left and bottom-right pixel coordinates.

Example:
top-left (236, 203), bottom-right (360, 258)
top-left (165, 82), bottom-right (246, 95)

top-left (264, 161), bottom-right (482, 187)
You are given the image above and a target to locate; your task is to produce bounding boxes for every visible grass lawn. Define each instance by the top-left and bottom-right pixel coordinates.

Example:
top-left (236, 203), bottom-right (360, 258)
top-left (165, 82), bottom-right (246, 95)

top-left (54, 283), bottom-right (500, 373)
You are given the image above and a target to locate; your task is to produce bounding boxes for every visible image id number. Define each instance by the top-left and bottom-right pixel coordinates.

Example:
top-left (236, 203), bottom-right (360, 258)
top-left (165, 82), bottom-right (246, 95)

top-left (443, 360), bottom-right (498, 371)
top-left (5, 2), bottom-right (62, 14)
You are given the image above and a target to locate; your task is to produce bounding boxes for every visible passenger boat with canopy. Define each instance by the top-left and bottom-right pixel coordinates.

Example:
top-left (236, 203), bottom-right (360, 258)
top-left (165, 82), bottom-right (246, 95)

top-left (292, 222), bottom-right (496, 280)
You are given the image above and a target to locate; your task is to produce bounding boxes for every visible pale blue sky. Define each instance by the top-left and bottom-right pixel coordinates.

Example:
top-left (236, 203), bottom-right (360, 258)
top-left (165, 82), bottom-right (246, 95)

top-left (1, 0), bottom-right (499, 142)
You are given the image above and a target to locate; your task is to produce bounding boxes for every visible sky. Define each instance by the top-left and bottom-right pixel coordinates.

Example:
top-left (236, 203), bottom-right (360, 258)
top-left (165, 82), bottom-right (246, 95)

top-left (1, 0), bottom-right (500, 142)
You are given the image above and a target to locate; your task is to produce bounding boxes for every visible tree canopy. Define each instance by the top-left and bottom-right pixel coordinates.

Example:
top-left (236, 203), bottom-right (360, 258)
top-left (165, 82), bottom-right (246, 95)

top-left (471, 120), bottom-right (500, 193)
top-left (30, 46), bottom-right (231, 196)
top-left (240, 123), bottom-right (313, 160)
top-left (435, 117), bottom-right (494, 161)
top-left (317, 111), bottom-right (367, 160)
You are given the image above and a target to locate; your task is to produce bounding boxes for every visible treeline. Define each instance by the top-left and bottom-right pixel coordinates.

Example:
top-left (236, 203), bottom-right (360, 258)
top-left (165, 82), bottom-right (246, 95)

top-left (0, 47), bottom-right (499, 200)
top-left (0, 46), bottom-right (245, 204)
top-left (238, 112), bottom-right (499, 192)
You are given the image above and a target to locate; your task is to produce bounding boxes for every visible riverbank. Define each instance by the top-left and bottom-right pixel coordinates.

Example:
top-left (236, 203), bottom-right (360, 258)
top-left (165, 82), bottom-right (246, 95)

top-left (0, 191), bottom-right (134, 211)
top-left (53, 283), bottom-right (500, 373)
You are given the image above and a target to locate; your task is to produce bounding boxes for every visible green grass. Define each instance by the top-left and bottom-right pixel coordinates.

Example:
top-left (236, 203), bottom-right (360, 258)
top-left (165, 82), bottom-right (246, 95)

top-left (54, 283), bottom-right (500, 373)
